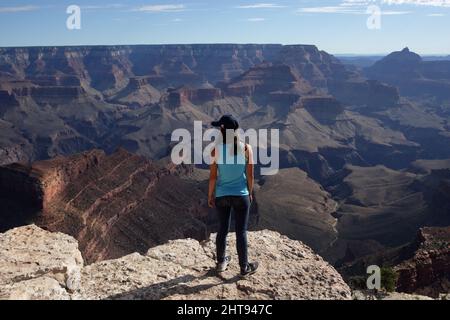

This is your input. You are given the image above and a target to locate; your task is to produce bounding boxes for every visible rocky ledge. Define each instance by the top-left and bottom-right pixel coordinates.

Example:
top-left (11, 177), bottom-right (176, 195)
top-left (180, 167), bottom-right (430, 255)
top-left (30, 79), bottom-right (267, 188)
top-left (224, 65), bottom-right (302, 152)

top-left (395, 227), bottom-right (450, 297)
top-left (0, 225), bottom-right (351, 300)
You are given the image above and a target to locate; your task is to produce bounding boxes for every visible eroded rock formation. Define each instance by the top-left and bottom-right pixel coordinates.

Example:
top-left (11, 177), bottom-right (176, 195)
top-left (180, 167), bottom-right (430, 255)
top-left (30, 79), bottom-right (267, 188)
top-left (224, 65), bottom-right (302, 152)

top-left (395, 227), bottom-right (450, 297)
top-left (365, 47), bottom-right (450, 101)
top-left (0, 149), bottom-right (210, 264)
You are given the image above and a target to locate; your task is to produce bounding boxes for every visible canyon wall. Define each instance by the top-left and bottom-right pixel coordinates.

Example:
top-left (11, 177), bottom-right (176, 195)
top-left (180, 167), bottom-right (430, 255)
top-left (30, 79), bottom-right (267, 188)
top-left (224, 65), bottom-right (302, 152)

top-left (0, 149), bottom-right (212, 264)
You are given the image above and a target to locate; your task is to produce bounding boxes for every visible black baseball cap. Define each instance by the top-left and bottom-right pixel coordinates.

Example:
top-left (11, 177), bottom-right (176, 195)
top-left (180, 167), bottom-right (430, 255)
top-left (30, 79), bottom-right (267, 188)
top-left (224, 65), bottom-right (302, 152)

top-left (211, 114), bottom-right (239, 130)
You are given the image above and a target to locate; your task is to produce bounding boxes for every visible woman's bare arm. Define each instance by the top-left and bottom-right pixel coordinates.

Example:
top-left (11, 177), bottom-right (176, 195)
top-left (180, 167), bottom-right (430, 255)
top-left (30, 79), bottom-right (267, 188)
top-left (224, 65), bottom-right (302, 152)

top-left (245, 144), bottom-right (254, 202)
top-left (208, 149), bottom-right (218, 208)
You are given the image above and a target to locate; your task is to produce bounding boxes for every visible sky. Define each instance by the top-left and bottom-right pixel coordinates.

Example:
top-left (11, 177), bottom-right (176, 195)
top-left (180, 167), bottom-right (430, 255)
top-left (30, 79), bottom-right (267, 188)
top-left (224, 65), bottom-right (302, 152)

top-left (0, 0), bottom-right (449, 55)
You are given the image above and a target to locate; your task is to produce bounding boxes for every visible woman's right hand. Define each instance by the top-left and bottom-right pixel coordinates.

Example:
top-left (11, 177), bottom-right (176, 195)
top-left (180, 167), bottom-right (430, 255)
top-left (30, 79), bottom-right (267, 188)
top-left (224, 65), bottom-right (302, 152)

top-left (208, 195), bottom-right (215, 208)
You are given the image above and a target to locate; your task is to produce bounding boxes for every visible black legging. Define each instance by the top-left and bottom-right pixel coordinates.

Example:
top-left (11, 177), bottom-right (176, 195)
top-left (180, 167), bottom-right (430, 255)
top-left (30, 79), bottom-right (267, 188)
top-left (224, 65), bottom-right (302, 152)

top-left (215, 195), bottom-right (251, 270)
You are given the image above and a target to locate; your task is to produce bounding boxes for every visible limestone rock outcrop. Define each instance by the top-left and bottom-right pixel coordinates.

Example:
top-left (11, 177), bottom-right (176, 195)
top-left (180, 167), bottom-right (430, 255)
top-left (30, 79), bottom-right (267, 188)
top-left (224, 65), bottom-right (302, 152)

top-left (0, 225), bottom-right (83, 300)
top-left (0, 225), bottom-right (352, 300)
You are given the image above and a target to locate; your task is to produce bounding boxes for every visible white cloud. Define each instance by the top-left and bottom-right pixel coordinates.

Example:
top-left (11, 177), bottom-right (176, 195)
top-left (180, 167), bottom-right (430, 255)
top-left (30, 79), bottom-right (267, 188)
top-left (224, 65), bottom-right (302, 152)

top-left (82, 4), bottom-right (125, 10)
top-left (298, 6), bottom-right (359, 14)
top-left (236, 3), bottom-right (286, 9)
top-left (342, 0), bottom-right (450, 6)
top-left (382, 11), bottom-right (411, 14)
top-left (381, 0), bottom-right (450, 7)
top-left (297, 4), bottom-right (411, 15)
top-left (427, 13), bottom-right (446, 15)
top-left (341, 0), bottom-right (370, 6)
top-left (0, 5), bottom-right (39, 13)
top-left (134, 4), bottom-right (186, 13)
top-left (247, 17), bottom-right (266, 21)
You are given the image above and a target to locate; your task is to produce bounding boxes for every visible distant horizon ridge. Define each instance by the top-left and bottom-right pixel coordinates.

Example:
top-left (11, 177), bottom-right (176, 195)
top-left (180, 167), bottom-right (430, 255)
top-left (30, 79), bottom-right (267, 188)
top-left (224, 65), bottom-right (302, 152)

top-left (0, 43), bottom-right (448, 57)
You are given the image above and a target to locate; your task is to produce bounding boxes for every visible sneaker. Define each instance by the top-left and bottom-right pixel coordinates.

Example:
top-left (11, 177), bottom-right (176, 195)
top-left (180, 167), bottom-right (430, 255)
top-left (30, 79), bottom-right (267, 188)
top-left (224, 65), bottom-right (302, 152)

top-left (240, 262), bottom-right (259, 277)
top-left (216, 256), bottom-right (231, 273)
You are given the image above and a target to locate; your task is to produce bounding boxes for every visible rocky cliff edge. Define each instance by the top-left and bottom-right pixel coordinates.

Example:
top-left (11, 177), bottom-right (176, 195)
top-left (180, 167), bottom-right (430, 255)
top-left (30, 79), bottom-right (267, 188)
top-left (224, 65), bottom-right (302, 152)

top-left (0, 225), bottom-right (351, 300)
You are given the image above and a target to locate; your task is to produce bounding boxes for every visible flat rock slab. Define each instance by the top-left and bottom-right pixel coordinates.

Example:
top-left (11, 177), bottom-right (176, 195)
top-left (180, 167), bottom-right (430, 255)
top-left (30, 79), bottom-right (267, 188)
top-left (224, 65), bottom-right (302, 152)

top-left (78, 230), bottom-right (352, 300)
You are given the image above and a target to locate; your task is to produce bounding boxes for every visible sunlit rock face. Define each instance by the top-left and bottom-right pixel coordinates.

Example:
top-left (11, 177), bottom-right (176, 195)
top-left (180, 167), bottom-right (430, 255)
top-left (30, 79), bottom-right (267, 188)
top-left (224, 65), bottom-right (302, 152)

top-left (0, 225), bottom-right (352, 300)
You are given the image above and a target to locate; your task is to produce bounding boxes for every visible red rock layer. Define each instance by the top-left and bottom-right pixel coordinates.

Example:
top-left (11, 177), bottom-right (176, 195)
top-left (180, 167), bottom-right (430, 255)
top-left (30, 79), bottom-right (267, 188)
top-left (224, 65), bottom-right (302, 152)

top-left (395, 227), bottom-right (450, 297)
top-left (0, 149), bottom-right (210, 264)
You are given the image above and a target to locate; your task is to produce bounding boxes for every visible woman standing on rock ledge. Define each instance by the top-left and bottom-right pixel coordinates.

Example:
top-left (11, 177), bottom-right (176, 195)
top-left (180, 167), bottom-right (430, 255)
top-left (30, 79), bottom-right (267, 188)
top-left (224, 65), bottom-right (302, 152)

top-left (208, 114), bottom-right (259, 277)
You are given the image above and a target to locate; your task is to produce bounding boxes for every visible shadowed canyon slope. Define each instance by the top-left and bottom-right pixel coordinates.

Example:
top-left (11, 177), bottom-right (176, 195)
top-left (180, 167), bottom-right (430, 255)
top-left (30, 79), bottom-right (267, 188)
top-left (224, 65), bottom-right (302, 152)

top-left (338, 226), bottom-right (450, 298)
top-left (324, 165), bottom-right (450, 261)
top-left (256, 168), bottom-right (338, 254)
top-left (0, 149), bottom-right (211, 263)
top-left (365, 48), bottom-right (450, 102)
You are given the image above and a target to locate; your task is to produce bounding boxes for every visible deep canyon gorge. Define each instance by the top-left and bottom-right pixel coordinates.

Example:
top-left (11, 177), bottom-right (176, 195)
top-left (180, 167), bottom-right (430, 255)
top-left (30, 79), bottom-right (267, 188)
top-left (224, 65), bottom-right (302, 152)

top-left (0, 44), bottom-right (449, 299)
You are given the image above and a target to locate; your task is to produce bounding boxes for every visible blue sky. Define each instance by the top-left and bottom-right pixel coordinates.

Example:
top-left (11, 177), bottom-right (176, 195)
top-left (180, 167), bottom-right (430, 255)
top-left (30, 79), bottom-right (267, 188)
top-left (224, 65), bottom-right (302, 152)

top-left (0, 0), bottom-right (449, 54)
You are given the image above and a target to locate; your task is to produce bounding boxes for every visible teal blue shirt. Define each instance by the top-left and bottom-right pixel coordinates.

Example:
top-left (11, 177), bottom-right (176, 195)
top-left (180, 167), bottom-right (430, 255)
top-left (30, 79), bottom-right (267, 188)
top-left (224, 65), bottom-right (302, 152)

top-left (215, 142), bottom-right (249, 198)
